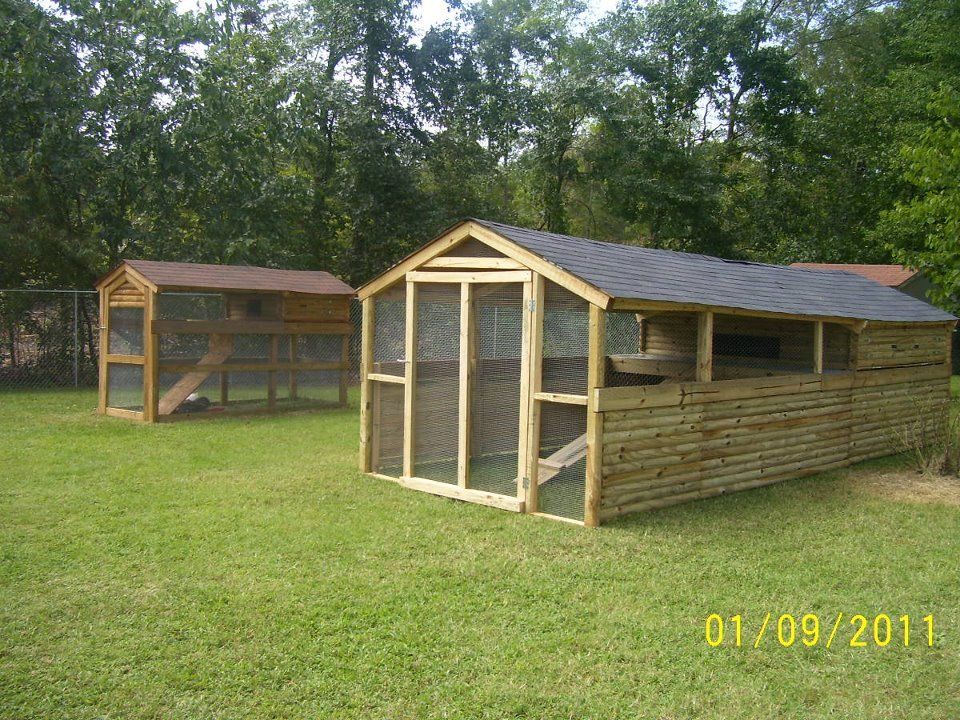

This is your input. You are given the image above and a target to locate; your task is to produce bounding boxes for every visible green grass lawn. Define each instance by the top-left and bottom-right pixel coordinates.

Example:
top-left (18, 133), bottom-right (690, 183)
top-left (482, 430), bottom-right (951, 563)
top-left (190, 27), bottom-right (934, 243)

top-left (1, 390), bottom-right (959, 719)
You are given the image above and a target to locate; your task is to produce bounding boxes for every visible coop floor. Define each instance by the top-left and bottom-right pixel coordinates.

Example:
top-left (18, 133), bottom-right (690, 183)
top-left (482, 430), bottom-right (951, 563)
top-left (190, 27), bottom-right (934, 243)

top-left (2, 388), bottom-right (959, 719)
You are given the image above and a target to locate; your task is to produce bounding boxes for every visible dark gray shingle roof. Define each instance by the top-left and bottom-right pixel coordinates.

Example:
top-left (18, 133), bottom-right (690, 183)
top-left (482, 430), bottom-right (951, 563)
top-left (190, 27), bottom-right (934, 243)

top-left (474, 220), bottom-right (955, 323)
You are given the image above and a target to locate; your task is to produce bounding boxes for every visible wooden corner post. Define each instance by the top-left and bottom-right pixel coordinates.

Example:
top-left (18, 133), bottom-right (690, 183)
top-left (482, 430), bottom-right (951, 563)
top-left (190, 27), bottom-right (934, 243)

top-left (457, 283), bottom-right (474, 488)
top-left (813, 320), bottom-right (824, 374)
top-left (143, 289), bottom-right (160, 422)
top-left (520, 273), bottom-right (544, 510)
top-left (697, 311), bottom-right (714, 383)
top-left (359, 297), bottom-right (375, 472)
top-left (584, 303), bottom-right (606, 527)
top-left (402, 282), bottom-right (418, 478)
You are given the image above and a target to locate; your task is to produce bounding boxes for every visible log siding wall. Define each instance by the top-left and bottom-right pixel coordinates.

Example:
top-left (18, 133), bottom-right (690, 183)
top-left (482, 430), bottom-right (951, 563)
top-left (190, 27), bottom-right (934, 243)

top-left (597, 363), bottom-right (951, 521)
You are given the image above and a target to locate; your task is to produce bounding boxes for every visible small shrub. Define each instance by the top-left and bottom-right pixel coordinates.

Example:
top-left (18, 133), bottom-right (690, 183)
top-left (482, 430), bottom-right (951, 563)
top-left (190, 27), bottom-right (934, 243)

top-left (895, 399), bottom-right (960, 477)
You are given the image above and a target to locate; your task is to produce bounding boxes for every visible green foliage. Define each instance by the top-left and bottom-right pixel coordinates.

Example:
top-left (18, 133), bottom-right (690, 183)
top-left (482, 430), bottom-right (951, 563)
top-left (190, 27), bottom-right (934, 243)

top-left (880, 87), bottom-right (960, 313)
top-left (1, 0), bottom-right (958, 303)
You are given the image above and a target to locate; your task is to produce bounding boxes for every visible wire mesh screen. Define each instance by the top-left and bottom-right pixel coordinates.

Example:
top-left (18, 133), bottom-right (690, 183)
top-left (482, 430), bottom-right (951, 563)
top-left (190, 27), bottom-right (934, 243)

top-left (413, 284), bottom-right (461, 483)
top-left (0, 290), bottom-right (100, 389)
top-left (107, 363), bottom-right (143, 411)
top-left (712, 315), bottom-right (814, 380)
top-left (373, 284), bottom-right (406, 376)
top-left (469, 284), bottom-right (524, 496)
top-left (298, 334), bottom-right (343, 362)
top-left (373, 381), bottom-right (405, 477)
top-left (604, 310), bottom-right (669, 388)
top-left (156, 292), bottom-right (224, 320)
top-left (108, 307), bottom-right (144, 355)
top-left (536, 401), bottom-right (586, 521)
top-left (158, 369), bottom-right (270, 414)
top-left (542, 281), bottom-right (589, 395)
top-left (824, 323), bottom-right (852, 371)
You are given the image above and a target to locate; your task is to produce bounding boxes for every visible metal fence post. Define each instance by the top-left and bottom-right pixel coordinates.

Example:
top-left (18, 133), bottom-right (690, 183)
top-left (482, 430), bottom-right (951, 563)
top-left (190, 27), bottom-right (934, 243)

top-left (73, 291), bottom-right (79, 388)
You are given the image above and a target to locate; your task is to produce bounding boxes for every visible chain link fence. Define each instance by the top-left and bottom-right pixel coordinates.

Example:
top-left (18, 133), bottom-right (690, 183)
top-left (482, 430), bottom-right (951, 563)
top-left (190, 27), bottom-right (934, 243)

top-left (0, 290), bottom-right (100, 389)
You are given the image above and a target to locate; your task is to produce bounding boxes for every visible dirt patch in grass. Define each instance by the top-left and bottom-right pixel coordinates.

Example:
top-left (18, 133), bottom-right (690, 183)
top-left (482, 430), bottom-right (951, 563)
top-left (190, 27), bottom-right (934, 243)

top-left (853, 467), bottom-right (960, 506)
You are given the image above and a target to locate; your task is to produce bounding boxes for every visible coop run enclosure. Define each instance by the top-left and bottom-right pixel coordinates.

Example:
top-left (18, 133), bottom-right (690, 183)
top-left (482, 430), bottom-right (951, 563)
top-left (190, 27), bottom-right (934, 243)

top-left (95, 260), bottom-right (355, 422)
top-left (358, 220), bottom-right (957, 527)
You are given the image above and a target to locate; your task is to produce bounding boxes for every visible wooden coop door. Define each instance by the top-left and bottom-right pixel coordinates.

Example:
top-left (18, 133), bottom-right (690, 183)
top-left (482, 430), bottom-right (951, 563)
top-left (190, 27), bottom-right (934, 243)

top-left (408, 277), bottom-right (531, 499)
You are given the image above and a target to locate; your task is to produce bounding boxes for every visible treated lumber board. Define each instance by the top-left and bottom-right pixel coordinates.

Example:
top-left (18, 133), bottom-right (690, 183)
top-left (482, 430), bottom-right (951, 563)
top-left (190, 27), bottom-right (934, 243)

top-left (143, 289), bottom-right (159, 422)
top-left (584, 303), bottom-right (605, 527)
top-left (402, 282), bottom-right (418, 478)
top-left (105, 354), bottom-right (145, 365)
top-left (158, 360), bottom-right (344, 373)
top-left (609, 297), bottom-right (862, 327)
top-left (368, 372), bottom-right (404, 384)
top-left (422, 257), bottom-right (525, 270)
top-left (406, 270), bottom-right (531, 284)
top-left (457, 283), bottom-right (473, 488)
top-left (524, 273), bottom-right (545, 511)
top-left (533, 391), bottom-right (588, 405)
top-left (516, 279), bottom-right (534, 492)
top-left (151, 319), bottom-right (353, 335)
top-left (696, 311), bottom-right (713, 383)
top-left (813, 321), bottom-right (824, 374)
top-left (538, 433), bottom-right (588, 484)
top-left (396, 475), bottom-right (524, 512)
top-left (105, 407), bottom-right (144, 421)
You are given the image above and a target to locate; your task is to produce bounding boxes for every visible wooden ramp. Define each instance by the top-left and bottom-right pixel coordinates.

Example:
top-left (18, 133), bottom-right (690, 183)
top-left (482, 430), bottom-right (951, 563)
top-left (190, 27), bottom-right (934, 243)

top-left (158, 334), bottom-right (234, 415)
top-left (538, 433), bottom-right (587, 484)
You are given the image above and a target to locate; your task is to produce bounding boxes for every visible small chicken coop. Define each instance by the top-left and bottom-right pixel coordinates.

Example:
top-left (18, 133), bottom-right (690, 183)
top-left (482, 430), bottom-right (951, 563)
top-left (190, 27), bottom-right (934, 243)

top-left (357, 219), bottom-right (956, 527)
top-left (96, 260), bottom-right (355, 421)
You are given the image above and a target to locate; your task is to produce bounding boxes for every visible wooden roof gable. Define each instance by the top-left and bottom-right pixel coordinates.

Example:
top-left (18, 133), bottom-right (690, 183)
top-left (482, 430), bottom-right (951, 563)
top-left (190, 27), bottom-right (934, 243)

top-left (97, 260), bottom-right (355, 296)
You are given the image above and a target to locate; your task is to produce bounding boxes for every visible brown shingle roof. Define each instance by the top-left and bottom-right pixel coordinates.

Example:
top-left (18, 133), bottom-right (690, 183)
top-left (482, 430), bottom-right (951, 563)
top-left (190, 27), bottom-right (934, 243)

top-left (789, 263), bottom-right (918, 288)
top-left (115, 260), bottom-right (354, 295)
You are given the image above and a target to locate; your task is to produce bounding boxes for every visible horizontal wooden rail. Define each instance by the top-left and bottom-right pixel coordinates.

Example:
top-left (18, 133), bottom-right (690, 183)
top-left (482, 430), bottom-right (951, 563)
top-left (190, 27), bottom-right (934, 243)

top-left (368, 372), bottom-right (405, 384)
top-left (406, 270), bottom-right (532, 284)
top-left (105, 407), bottom-right (143, 420)
top-left (382, 474), bottom-right (524, 513)
top-left (158, 360), bottom-right (346, 373)
top-left (105, 354), bottom-right (145, 365)
top-left (534, 391), bottom-right (588, 405)
top-left (422, 257), bottom-right (526, 270)
top-left (152, 320), bottom-right (353, 335)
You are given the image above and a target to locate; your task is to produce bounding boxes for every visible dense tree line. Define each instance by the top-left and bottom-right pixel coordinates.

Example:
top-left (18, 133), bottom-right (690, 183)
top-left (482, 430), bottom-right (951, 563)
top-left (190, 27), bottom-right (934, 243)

top-left (1, 0), bottom-right (958, 310)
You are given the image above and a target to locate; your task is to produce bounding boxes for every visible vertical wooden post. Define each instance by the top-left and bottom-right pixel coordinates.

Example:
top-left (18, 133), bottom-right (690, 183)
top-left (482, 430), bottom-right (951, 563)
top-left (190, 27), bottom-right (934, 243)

top-left (813, 320), bottom-right (824, 374)
top-left (142, 289), bottom-right (159, 423)
top-left (339, 333), bottom-right (350, 407)
top-left (359, 297), bottom-right (375, 472)
top-left (288, 334), bottom-right (299, 400)
top-left (457, 283), bottom-right (474, 488)
top-left (522, 274), bottom-right (545, 512)
top-left (584, 303), bottom-right (606, 528)
top-left (402, 281), bottom-right (418, 478)
top-left (267, 334), bottom-right (279, 410)
top-left (220, 371), bottom-right (229, 405)
top-left (516, 279), bottom-right (532, 501)
top-left (98, 287), bottom-right (109, 414)
top-left (696, 311), bottom-right (714, 383)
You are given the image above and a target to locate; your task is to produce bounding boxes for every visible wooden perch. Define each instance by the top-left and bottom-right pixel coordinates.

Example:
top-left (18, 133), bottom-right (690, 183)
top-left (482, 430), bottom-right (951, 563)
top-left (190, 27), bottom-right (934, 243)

top-left (538, 433), bottom-right (587, 485)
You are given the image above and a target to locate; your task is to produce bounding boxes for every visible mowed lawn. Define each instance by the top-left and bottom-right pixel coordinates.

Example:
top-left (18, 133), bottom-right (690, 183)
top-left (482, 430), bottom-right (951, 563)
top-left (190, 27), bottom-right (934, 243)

top-left (1, 391), bottom-right (959, 719)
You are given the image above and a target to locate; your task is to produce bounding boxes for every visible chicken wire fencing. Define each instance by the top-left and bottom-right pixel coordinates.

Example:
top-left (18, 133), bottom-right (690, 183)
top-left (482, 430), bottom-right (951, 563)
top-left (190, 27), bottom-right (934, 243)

top-left (536, 401), bottom-right (587, 521)
top-left (470, 284), bottom-right (524, 496)
top-left (0, 290), bottom-right (100, 389)
top-left (413, 283), bottom-right (461, 484)
top-left (542, 281), bottom-right (589, 395)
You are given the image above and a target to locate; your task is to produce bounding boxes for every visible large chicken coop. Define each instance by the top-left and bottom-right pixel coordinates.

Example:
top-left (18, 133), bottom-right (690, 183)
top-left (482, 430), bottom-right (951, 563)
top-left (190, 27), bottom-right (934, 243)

top-left (95, 260), bottom-right (355, 422)
top-left (357, 219), bottom-right (956, 527)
